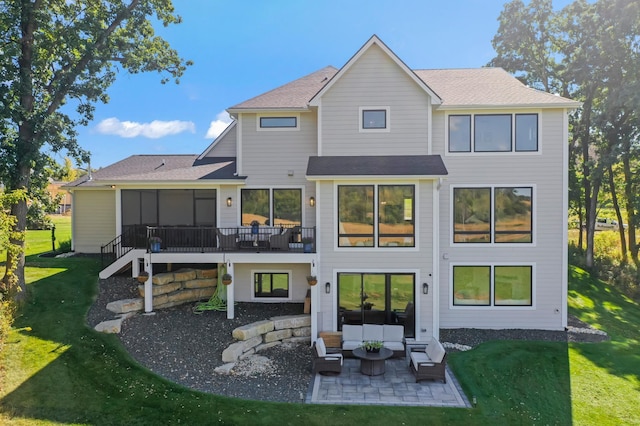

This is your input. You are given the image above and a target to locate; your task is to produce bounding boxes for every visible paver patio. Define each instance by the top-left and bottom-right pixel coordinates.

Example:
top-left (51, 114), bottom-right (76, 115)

top-left (307, 357), bottom-right (470, 407)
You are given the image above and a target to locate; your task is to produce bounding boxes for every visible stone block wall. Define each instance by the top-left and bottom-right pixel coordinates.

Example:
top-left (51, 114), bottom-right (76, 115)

top-left (138, 268), bottom-right (218, 309)
top-left (222, 314), bottom-right (311, 362)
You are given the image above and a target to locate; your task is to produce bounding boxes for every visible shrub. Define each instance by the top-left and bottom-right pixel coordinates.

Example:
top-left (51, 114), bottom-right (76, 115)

top-left (0, 299), bottom-right (15, 353)
top-left (26, 201), bottom-right (53, 230)
top-left (58, 238), bottom-right (72, 253)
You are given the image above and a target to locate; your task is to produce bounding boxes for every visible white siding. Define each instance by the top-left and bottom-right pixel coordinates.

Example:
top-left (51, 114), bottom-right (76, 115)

top-left (315, 180), bottom-right (436, 338)
top-left (231, 263), bottom-right (311, 303)
top-left (238, 112), bottom-right (317, 227)
top-left (73, 190), bottom-right (116, 253)
top-left (436, 109), bottom-right (567, 329)
top-left (204, 124), bottom-right (237, 158)
top-left (320, 44), bottom-right (431, 156)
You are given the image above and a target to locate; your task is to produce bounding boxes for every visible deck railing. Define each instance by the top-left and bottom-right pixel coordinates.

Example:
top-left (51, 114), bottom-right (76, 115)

top-left (144, 225), bottom-right (316, 253)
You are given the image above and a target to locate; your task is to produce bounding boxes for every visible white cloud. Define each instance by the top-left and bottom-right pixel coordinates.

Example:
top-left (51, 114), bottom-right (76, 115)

top-left (205, 111), bottom-right (233, 139)
top-left (96, 117), bottom-right (196, 139)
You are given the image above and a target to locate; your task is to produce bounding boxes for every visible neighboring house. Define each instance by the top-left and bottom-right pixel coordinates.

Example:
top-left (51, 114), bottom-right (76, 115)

top-left (65, 36), bottom-right (580, 341)
top-left (47, 180), bottom-right (73, 214)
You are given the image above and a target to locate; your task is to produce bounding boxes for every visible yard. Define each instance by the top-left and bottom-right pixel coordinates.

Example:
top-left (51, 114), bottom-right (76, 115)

top-left (0, 216), bottom-right (638, 425)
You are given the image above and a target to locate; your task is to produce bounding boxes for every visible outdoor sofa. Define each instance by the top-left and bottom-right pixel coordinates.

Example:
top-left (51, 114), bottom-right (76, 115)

top-left (341, 324), bottom-right (405, 357)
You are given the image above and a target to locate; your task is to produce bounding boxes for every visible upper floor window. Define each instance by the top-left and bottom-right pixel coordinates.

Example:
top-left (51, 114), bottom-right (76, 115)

top-left (241, 188), bottom-right (301, 226)
top-left (257, 114), bottom-right (299, 131)
top-left (448, 113), bottom-right (538, 152)
top-left (338, 184), bottom-right (414, 247)
top-left (453, 186), bottom-right (533, 244)
top-left (360, 107), bottom-right (390, 132)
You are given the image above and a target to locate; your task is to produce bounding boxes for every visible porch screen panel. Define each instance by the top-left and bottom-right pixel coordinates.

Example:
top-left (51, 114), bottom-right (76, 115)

top-left (338, 185), bottom-right (374, 247)
top-left (194, 189), bottom-right (216, 226)
top-left (140, 190), bottom-right (158, 224)
top-left (121, 190), bottom-right (141, 226)
top-left (159, 190), bottom-right (194, 225)
top-left (273, 189), bottom-right (301, 226)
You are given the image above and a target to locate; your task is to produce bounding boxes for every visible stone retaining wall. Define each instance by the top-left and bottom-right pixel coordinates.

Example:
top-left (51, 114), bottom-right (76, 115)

top-left (222, 314), bottom-right (311, 362)
top-left (139, 268), bottom-right (218, 309)
top-left (106, 268), bottom-right (218, 317)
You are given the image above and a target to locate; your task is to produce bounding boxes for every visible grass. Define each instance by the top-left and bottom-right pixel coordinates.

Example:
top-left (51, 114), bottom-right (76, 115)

top-left (0, 215), bottom-right (638, 424)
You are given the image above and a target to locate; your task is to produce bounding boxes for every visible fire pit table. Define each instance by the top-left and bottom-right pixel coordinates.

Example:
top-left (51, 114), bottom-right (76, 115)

top-left (352, 347), bottom-right (394, 376)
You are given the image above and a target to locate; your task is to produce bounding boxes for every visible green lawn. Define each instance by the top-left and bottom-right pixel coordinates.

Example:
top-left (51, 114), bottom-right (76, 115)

top-left (0, 216), bottom-right (638, 424)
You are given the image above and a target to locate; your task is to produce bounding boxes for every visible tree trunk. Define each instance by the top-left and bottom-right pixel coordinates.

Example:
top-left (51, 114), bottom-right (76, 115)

top-left (585, 178), bottom-right (601, 269)
top-left (622, 153), bottom-right (639, 266)
top-left (607, 165), bottom-right (627, 263)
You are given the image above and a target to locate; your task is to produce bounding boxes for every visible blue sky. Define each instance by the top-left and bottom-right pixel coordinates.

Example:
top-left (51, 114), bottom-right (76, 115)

top-left (72, 0), bottom-right (573, 169)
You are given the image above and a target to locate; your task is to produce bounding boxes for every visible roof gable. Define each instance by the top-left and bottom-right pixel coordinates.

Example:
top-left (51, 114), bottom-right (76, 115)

top-left (309, 35), bottom-right (441, 107)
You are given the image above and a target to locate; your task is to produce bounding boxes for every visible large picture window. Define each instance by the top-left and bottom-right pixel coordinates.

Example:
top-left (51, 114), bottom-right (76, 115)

top-left (338, 184), bottom-right (415, 248)
top-left (453, 186), bottom-right (532, 244)
top-left (453, 265), bottom-right (532, 307)
top-left (254, 272), bottom-right (289, 298)
top-left (241, 188), bottom-right (301, 226)
top-left (448, 113), bottom-right (538, 152)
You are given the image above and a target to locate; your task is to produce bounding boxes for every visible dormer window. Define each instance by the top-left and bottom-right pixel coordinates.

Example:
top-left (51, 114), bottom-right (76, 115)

top-left (360, 107), bottom-right (390, 132)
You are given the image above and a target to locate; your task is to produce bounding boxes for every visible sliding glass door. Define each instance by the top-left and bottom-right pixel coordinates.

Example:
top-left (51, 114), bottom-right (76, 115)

top-left (337, 272), bottom-right (415, 336)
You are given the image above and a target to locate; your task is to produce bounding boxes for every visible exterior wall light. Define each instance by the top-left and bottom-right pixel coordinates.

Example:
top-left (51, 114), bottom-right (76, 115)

top-left (423, 283), bottom-right (429, 294)
top-left (325, 282), bottom-right (331, 294)
top-left (309, 196), bottom-right (315, 207)
top-left (226, 197), bottom-right (233, 207)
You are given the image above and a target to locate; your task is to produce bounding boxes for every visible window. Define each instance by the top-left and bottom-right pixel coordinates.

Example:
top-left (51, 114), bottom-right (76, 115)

top-left (449, 115), bottom-right (471, 152)
top-left (360, 107), bottom-right (390, 131)
top-left (363, 110), bottom-right (386, 129)
top-left (259, 116), bottom-right (297, 128)
top-left (338, 184), bottom-right (415, 247)
top-left (453, 186), bottom-right (532, 244)
top-left (254, 272), bottom-right (289, 298)
top-left (453, 265), bottom-right (532, 307)
top-left (475, 115), bottom-right (511, 152)
top-left (515, 114), bottom-right (538, 151)
top-left (241, 188), bottom-right (301, 226)
top-left (448, 113), bottom-right (539, 152)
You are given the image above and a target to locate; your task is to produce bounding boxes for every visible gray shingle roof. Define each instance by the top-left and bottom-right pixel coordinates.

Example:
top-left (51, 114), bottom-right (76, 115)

top-left (306, 155), bottom-right (448, 178)
top-left (229, 67), bottom-right (577, 110)
top-left (414, 68), bottom-right (579, 108)
top-left (64, 155), bottom-right (241, 187)
top-left (229, 66), bottom-right (338, 110)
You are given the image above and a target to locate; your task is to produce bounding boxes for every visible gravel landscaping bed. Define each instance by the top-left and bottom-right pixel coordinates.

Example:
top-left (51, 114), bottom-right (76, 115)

top-left (87, 274), bottom-right (608, 403)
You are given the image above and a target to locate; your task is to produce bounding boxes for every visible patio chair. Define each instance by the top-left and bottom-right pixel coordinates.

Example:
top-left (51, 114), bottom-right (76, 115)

top-left (215, 228), bottom-right (238, 250)
top-left (268, 227), bottom-right (292, 251)
top-left (312, 337), bottom-right (343, 375)
top-left (409, 337), bottom-right (447, 383)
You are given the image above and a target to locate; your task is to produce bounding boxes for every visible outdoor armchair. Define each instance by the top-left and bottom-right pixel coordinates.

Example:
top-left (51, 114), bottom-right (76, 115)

top-left (215, 228), bottom-right (238, 250)
top-left (409, 337), bottom-right (447, 383)
top-left (312, 337), bottom-right (343, 375)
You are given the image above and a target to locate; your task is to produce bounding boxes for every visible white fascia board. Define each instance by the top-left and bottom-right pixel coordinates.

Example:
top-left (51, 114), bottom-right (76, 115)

top-left (437, 102), bottom-right (582, 111)
top-left (91, 180), bottom-right (246, 188)
top-left (226, 107), bottom-right (310, 114)
top-left (306, 175), bottom-right (443, 181)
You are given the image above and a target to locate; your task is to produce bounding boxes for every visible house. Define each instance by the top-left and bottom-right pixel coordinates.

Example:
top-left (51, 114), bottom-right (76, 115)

top-left (65, 35), bottom-right (580, 342)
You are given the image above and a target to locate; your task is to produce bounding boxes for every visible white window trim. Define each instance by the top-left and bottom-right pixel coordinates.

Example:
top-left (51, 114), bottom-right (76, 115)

top-left (333, 180), bottom-right (419, 252)
top-left (449, 183), bottom-right (536, 247)
top-left (359, 106), bottom-right (391, 133)
top-left (250, 269), bottom-right (293, 301)
top-left (448, 262), bottom-right (536, 310)
top-left (445, 110), bottom-right (541, 156)
top-left (256, 113), bottom-right (300, 131)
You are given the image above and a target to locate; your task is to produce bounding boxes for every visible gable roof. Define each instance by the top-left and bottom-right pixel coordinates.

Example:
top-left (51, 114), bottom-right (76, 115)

top-left (415, 68), bottom-right (580, 109)
top-left (306, 155), bottom-right (448, 179)
top-left (64, 155), bottom-right (242, 187)
top-left (228, 66), bottom-right (338, 111)
top-left (198, 120), bottom-right (237, 160)
top-left (225, 36), bottom-right (579, 113)
top-left (309, 35), bottom-right (442, 107)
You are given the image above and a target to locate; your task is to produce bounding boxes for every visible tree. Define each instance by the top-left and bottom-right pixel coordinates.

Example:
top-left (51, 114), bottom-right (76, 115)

top-left (0, 0), bottom-right (191, 299)
top-left (490, 0), bottom-right (640, 268)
